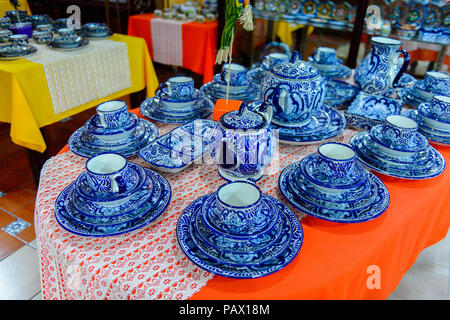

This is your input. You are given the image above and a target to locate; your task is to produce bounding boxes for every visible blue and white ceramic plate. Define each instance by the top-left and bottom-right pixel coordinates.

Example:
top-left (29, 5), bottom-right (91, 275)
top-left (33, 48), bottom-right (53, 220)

top-left (176, 194), bottom-right (303, 279)
top-left (47, 38), bottom-right (89, 51)
top-left (0, 44), bottom-right (37, 60)
top-left (139, 119), bottom-right (217, 173)
top-left (140, 96), bottom-right (214, 124)
top-left (344, 92), bottom-right (404, 130)
top-left (156, 88), bottom-right (201, 111)
top-left (397, 86), bottom-right (429, 107)
top-left (403, 109), bottom-right (450, 146)
top-left (324, 79), bottom-right (360, 109)
top-left (279, 161), bottom-right (390, 223)
top-left (310, 63), bottom-right (352, 79)
top-left (55, 168), bottom-right (171, 237)
top-left (271, 104), bottom-right (346, 145)
top-left (68, 118), bottom-right (159, 158)
top-left (200, 81), bottom-right (261, 104)
top-left (349, 131), bottom-right (446, 179)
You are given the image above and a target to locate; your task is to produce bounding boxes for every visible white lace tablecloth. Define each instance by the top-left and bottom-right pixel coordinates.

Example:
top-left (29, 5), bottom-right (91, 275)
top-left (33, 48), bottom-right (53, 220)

top-left (35, 117), bottom-right (357, 300)
top-left (150, 18), bottom-right (189, 66)
top-left (27, 39), bottom-right (132, 115)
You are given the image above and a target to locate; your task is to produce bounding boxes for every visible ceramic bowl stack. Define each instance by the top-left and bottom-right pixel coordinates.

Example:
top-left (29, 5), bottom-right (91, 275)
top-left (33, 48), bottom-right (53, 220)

top-left (176, 180), bottom-right (303, 278)
top-left (0, 33), bottom-right (37, 60)
top-left (403, 95), bottom-right (450, 146)
top-left (260, 51), bottom-right (346, 145)
top-left (279, 142), bottom-right (390, 223)
top-left (69, 100), bottom-right (159, 158)
top-left (349, 115), bottom-right (446, 179)
top-left (200, 63), bottom-right (261, 103)
top-left (398, 71), bottom-right (450, 107)
top-left (54, 153), bottom-right (171, 237)
top-left (48, 27), bottom-right (89, 50)
top-left (307, 47), bottom-right (352, 79)
top-left (140, 76), bottom-right (214, 123)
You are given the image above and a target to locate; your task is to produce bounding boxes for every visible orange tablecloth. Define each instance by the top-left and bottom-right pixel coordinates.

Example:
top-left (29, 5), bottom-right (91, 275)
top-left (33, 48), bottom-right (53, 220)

top-left (128, 14), bottom-right (218, 83)
top-left (57, 108), bottom-right (450, 300)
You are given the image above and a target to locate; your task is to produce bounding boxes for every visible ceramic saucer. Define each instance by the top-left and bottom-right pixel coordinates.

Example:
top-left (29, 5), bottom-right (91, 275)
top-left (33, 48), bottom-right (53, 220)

top-left (324, 79), bottom-right (360, 109)
top-left (397, 86), bottom-right (429, 107)
top-left (403, 109), bottom-right (450, 146)
top-left (279, 162), bottom-right (390, 223)
top-left (68, 118), bottom-right (159, 158)
top-left (55, 168), bottom-right (171, 237)
top-left (307, 57), bottom-right (352, 79)
top-left (47, 38), bottom-right (89, 51)
top-left (140, 96), bottom-right (214, 124)
top-left (176, 194), bottom-right (303, 279)
top-left (200, 81), bottom-right (261, 104)
top-left (270, 104), bottom-right (346, 145)
top-left (349, 131), bottom-right (446, 179)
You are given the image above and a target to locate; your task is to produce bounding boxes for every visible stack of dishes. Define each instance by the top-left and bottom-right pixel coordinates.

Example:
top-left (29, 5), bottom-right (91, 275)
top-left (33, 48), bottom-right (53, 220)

top-left (324, 78), bottom-right (360, 110)
top-left (403, 95), bottom-right (450, 146)
top-left (69, 100), bottom-right (159, 158)
top-left (279, 142), bottom-right (390, 223)
top-left (48, 27), bottom-right (88, 51)
top-left (349, 115), bottom-right (446, 179)
top-left (177, 180), bottom-right (303, 278)
top-left (344, 91), bottom-right (404, 130)
top-left (55, 153), bottom-right (171, 237)
top-left (398, 71), bottom-right (449, 107)
top-left (140, 76), bottom-right (214, 123)
top-left (200, 63), bottom-right (261, 103)
top-left (0, 33), bottom-right (37, 60)
top-left (82, 22), bottom-right (112, 39)
top-left (307, 47), bottom-right (352, 79)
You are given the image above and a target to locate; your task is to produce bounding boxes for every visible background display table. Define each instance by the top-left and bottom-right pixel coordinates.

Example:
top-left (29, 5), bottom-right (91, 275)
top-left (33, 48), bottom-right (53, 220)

top-left (35, 107), bottom-right (450, 300)
top-left (128, 14), bottom-right (217, 84)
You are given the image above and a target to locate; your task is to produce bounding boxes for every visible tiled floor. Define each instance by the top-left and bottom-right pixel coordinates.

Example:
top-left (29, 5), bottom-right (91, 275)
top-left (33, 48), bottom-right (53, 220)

top-left (0, 62), bottom-right (449, 300)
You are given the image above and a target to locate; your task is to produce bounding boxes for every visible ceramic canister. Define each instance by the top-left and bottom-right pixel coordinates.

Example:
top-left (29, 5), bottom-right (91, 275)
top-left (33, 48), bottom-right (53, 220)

top-left (261, 50), bottom-right (326, 127)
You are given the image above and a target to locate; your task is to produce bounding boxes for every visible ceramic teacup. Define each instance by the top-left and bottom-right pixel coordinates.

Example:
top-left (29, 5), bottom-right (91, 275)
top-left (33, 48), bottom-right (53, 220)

top-left (96, 100), bottom-right (130, 129)
top-left (415, 71), bottom-right (450, 100)
top-left (221, 63), bottom-right (248, 86)
top-left (56, 27), bottom-right (78, 42)
top-left (8, 34), bottom-right (28, 46)
top-left (85, 153), bottom-right (132, 195)
top-left (195, 15), bottom-right (206, 22)
top-left (0, 29), bottom-right (12, 43)
top-left (313, 47), bottom-right (337, 65)
top-left (153, 9), bottom-right (162, 17)
top-left (428, 95), bottom-right (450, 121)
top-left (214, 180), bottom-right (262, 235)
top-left (260, 52), bottom-right (289, 71)
top-left (381, 115), bottom-right (418, 144)
top-left (159, 76), bottom-right (195, 101)
top-left (32, 30), bottom-right (53, 44)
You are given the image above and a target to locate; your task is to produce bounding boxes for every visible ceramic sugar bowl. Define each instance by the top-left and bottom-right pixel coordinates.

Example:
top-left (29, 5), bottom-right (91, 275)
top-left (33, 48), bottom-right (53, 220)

top-left (261, 50), bottom-right (326, 127)
top-left (211, 102), bottom-right (276, 182)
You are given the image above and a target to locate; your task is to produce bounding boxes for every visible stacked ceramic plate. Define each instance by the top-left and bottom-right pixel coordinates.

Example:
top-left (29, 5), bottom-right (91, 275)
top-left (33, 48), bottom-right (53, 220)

top-left (403, 95), bottom-right (450, 146)
top-left (82, 22), bottom-right (113, 38)
top-left (141, 76), bottom-right (214, 124)
top-left (48, 27), bottom-right (88, 51)
top-left (398, 71), bottom-right (449, 107)
top-left (324, 78), bottom-right (360, 110)
top-left (279, 142), bottom-right (390, 223)
top-left (0, 34), bottom-right (37, 60)
top-left (55, 153), bottom-right (171, 237)
top-left (177, 180), bottom-right (304, 278)
top-left (200, 63), bottom-right (261, 103)
top-left (307, 47), bottom-right (352, 79)
top-left (349, 115), bottom-right (446, 179)
top-left (344, 91), bottom-right (404, 130)
top-left (69, 100), bottom-right (159, 158)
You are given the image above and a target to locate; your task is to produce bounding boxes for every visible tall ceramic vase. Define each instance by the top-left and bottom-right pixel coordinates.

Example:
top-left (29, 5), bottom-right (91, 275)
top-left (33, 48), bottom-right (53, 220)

top-left (354, 36), bottom-right (410, 95)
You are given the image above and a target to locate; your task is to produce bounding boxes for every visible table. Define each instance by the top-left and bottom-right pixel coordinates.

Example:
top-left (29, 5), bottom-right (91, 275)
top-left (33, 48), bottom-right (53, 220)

top-left (35, 106), bottom-right (450, 300)
top-left (128, 14), bottom-right (217, 84)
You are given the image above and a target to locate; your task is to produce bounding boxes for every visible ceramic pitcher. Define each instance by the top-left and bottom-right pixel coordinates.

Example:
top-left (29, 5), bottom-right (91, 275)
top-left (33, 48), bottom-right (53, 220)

top-left (354, 36), bottom-right (410, 94)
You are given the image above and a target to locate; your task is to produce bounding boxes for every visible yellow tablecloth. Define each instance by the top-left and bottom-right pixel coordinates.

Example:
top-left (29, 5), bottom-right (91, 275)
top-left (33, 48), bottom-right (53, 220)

top-left (0, 34), bottom-right (159, 153)
top-left (0, 0), bottom-right (31, 15)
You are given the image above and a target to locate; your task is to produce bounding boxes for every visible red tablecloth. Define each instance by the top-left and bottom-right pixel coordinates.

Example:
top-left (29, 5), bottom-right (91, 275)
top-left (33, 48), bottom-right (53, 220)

top-left (55, 109), bottom-right (450, 299)
top-left (128, 14), bottom-right (218, 83)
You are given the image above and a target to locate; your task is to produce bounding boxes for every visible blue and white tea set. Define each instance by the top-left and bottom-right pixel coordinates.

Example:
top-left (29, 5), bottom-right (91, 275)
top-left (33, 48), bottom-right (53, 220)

top-left (0, 33), bottom-right (37, 60)
top-left (140, 76), bottom-right (214, 123)
top-left (47, 27), bottom-right (89, 50)
top-left (307, 47), bottom-right (352, 79)
top-left (69, 100), bottom-right (159, 158)
top-left (279, 142), bottom-right (390, 223)
top-left (403, 95), bottom-right (450, 146)
top-left (398, 71), bottom-right (450, 107)
top-left (261, 50), bottom-right (346, 145)
top-left (55, 152), bottom-right (172, 237)
top-left (176, 179), bottom-right (303, 278)
top-left (200, 63), bottom-right (261, 103)
top-left (82, 22), bottom-right (112, 39)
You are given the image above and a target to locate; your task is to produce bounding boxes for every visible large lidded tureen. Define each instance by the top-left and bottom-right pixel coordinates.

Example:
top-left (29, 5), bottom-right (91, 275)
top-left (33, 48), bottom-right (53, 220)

top-left (260, 50), bottom-right (326, 127)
